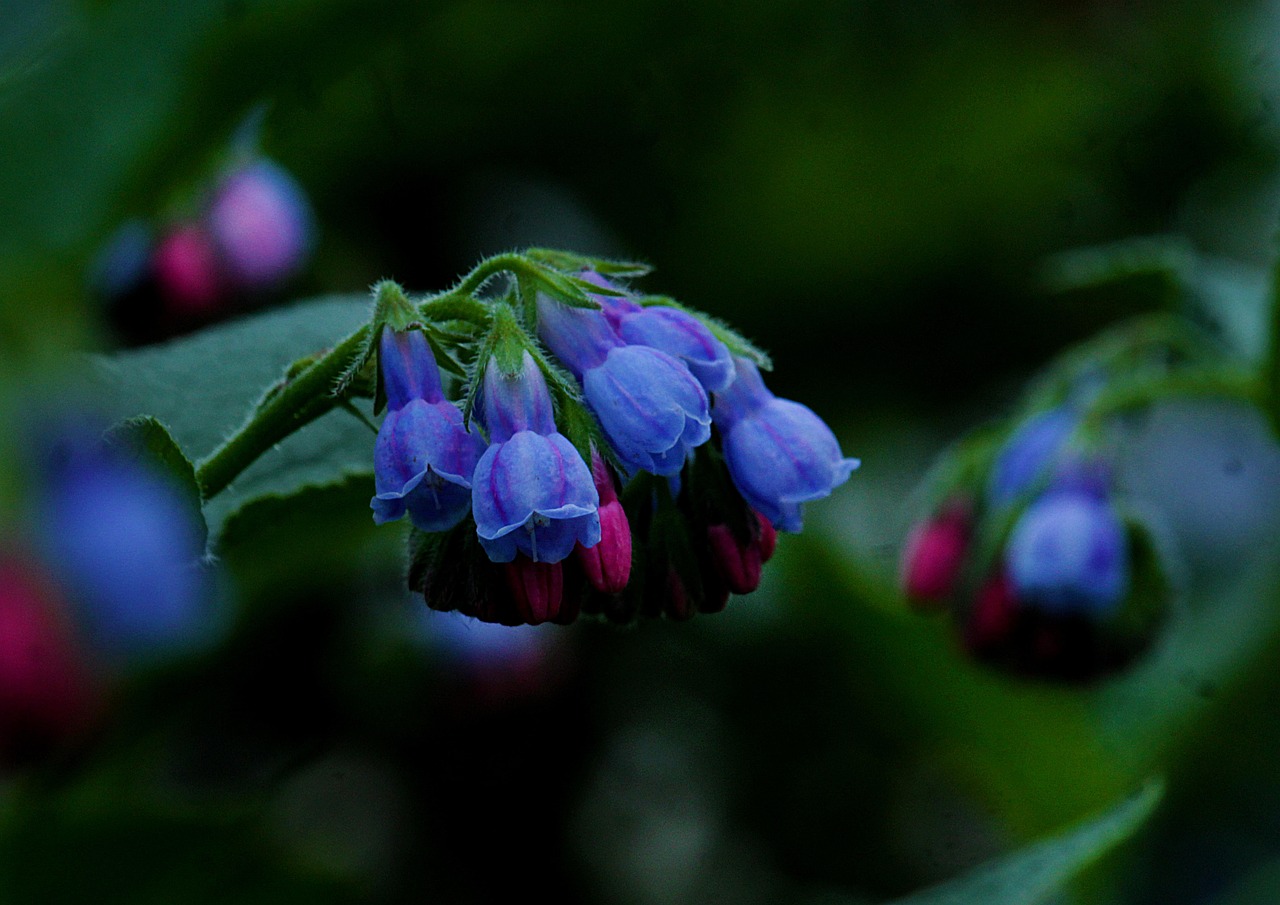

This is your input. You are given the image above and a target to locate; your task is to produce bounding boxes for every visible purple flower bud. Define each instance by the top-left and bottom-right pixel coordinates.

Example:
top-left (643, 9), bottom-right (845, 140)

top-left (34, 442), bottom-right (214, 662)
top-left (574, 452), bottom-right (632, 593)
top-left (1005, 488), bottom-right (1129, 616)
top-left (712, 357), bottom-right (859, 532)
top-left (501, 557), bottom-right (564, 626)
top-left (152, 223), bottom-right (223, 313)
top-left (989, 407), bottom-right (1077, 506)
top-left (472, 352), bottom-right (600, 563)
top-left (208, 160), bottom-right (313, 291)
top-left (616, 306), bottom-right (734, 393)
top-left (537, 291), bottom-right (712, 476)
top-left (372, 329), bottom-right (486, 533)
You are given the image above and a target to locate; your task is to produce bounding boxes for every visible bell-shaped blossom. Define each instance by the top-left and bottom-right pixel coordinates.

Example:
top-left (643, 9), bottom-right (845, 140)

top-left (1005, 482), bottom-right (1129, 617)
top-left (988, 407), bottom-right (1077, 506)
top-left (208, 159), bottom-right (314, 291)
top-left (472, 352), bottom-right (601, 563)
top-left (712, 357), bottom-right (859, 532)
top-left (537, 292), bottom-right (711, 476)
top-left (574, 270), bottom-right (734, 393)
top-left (372, 328), bottom-right (486, 532)
top-left (34, 439), bottom-right (213, 662)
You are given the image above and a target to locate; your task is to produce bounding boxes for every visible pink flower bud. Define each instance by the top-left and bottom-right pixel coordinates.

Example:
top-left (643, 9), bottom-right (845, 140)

top-left (152, 224), bottom-right (223, 314)
top-left (502, 558), bottom-right (564, 626)
top-left (901, 504), bottom-right (971, 609)
top-left (574, 452), bottom-right (632, 593)
top-left (707, 522), bottom-right (763, 595)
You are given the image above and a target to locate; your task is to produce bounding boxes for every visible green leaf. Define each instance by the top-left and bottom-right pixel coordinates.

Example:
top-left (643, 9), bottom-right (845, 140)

top-left (1038, 235), bottom-right (1195, 298)
top-left (103, 415), bottom-right (208, 552)
top-left (890, 780), bottom-right (1164, 905)
top-left (523, 247), bottom-right (653, 278)
top-left (89, 295), bottom-right (373, 538)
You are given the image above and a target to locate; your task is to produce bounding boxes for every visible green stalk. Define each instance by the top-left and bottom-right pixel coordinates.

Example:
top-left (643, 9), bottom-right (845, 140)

top-left (195, 324), bottom-right (370, 500)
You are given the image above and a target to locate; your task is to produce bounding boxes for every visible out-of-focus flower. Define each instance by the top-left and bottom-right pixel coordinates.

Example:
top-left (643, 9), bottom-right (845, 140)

top-left (371, 328), bottom-right (485, 532)
top-left (33, 432), bottom-right (213, 662)
top-left (712, 356), bottom-right (859, 532)
top-left (900, 501), bottom-right (971, 609)
top-left (471, 352), bottom-right (601, 563)
top-left (1005, 480), bottom-right (1129, 617)
top-left (0, 553), bottom-right (100, 762)
top-left (536, 288), bottom-right (711, 476)
top-left (987, 406), bottom-right (1077, 507)
top-left (88, 219), bottom-right (153, 302)
top-left (208, 159), bottom-right (314, 292)
top-left (151, 222), bottom-right (223, 314)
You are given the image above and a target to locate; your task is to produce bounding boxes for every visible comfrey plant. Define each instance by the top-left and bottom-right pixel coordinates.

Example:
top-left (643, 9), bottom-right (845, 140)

top-left (896, 313), bottom-right (1262, 681)
top-left (176, 250), bottom-right (856, 628)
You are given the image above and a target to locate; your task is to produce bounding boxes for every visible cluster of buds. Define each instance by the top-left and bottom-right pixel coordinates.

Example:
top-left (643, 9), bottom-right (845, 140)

top-left (370, 257), bottom-right (857, 626)
top-left (901, 401), bottom-right (1166, 681)
top-left (90, 156), bottom-right (314, 341)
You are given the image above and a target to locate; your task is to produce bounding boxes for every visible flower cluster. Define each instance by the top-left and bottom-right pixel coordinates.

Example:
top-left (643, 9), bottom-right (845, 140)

top-left (901, 403), bottom-right (1164, 681)
top-left (0, 420), bottom-right (217, 761)
top-left (90, 156), bottom-right (314, 341)
top-left (370, 260), bottom-right (857, 626)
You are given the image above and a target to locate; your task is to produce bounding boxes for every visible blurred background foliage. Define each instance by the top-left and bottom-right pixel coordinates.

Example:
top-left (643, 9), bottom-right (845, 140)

top-left (2, 0), bottom-right (1280, 902)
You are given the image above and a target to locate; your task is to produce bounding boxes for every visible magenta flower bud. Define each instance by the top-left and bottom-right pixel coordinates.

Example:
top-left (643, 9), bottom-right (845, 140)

top-left (575, 454), bottom-right (632, 593)
top-left (707, 522), bottom-right (763, 595)
top-left (208, 159), bottom-right (314, 291)
top-left (502, 557), bottom-right (564, 626)
top-left (0, 555), bottom-right (99, 761)
top-left (152, 224), bottom-right (223, 313)
top-left (900, 502), bottom-right (971, 609)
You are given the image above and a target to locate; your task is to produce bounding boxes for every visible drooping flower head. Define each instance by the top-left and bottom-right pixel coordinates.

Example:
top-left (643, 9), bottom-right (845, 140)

top-left (471, 351), bottom-right (601, 564)
top-left (536, 286), bottom-right (711, 476)
top-left (712, 356), bottom-right (859, 532)
top-left (371, 327), bottom-right (486, 532)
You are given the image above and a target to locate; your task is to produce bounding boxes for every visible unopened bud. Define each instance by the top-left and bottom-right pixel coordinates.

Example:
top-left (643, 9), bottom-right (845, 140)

top-left (575, 453), bottom-right (632, 593)
top-left (901, 503), bottom-right (971, 609)
top-left (707, 522), bottom-right (763, 595)
top-left (502, 558), bottom-right (564, 626)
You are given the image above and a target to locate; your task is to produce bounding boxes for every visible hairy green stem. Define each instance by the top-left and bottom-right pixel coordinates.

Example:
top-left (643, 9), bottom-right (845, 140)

top-left (193, 254), bottom-right (550, 502)
top-left (195, 324), bottom-right (370, 500)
